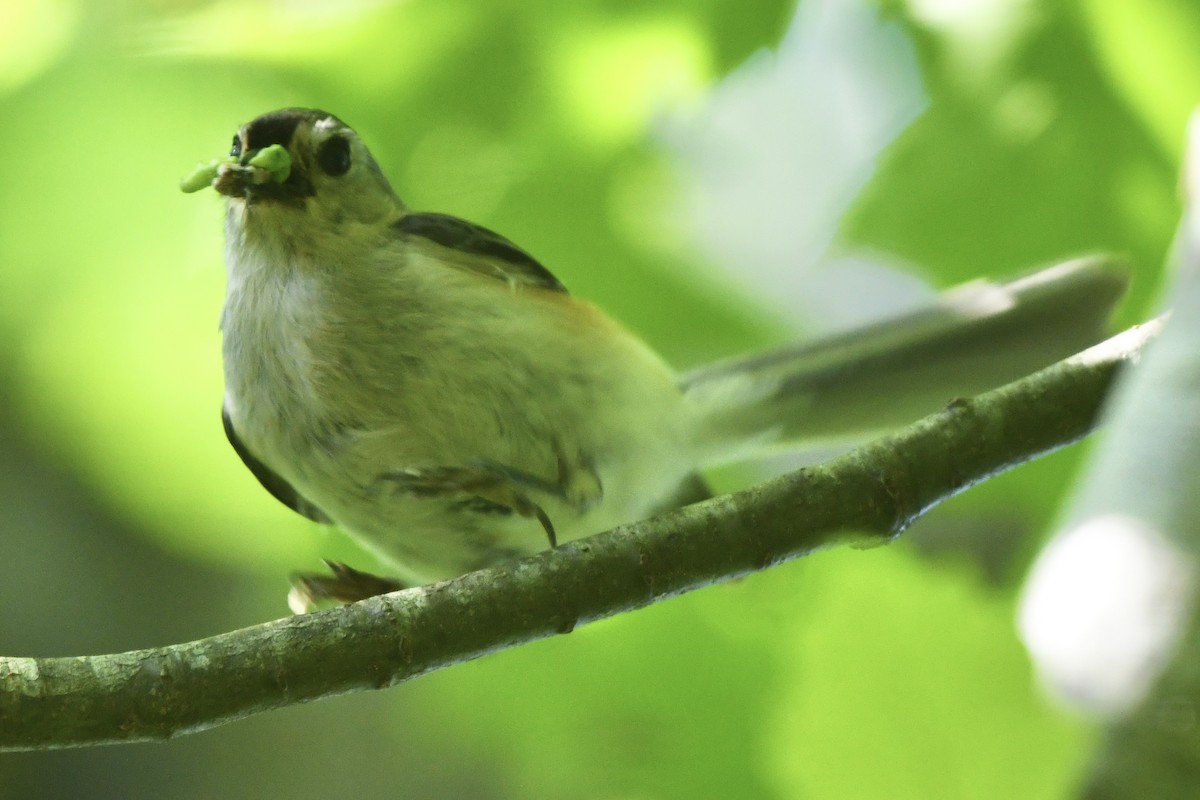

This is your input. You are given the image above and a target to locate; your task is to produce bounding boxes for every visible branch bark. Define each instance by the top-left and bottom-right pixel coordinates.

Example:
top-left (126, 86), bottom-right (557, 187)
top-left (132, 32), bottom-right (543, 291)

top-left (0, 320), bottom-right (1162, 751)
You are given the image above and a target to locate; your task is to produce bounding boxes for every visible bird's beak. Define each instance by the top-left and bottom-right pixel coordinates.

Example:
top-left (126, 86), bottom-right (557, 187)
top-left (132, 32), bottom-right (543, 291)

top-left (215, 147), bottom-right (312, 207)
top-left (213, 160), bottom-right (256, 199)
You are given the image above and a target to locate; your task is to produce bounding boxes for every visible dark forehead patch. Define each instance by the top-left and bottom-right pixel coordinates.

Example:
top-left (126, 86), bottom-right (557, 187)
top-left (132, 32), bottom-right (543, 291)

top-left (242, 108), bottom-right (345, 151)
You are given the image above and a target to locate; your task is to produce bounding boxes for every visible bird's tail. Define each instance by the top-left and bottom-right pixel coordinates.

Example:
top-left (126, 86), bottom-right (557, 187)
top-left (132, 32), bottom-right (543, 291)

top-left (681, 255), bottom-right (1130, 465)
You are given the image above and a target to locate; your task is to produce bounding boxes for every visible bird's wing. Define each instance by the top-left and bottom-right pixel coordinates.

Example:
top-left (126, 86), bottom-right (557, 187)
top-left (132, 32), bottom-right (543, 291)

top-left (394, 212), bottom-right (567, 293)
top-left (222, 406), bottom-right (331, 523)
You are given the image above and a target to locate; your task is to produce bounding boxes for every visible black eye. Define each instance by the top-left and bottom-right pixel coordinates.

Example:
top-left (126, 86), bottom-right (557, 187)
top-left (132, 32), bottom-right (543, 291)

top-left (316, 136), bottom-right (351, 176)
top-left (229, 134), bottom-right (242, 158)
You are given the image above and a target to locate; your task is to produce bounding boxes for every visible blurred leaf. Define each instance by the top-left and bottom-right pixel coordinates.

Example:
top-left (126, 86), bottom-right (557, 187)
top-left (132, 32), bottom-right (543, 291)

top-left (408, 583), bottom-right (784, 800)
top-left (1080, 0), bottom-right (1200, 161)
top-left (846, 4), bottom-right (1177, 315)
top-left (766, 546), bottom-right (1095, 799)
top-left (0, 0), bottom-right (79, 92)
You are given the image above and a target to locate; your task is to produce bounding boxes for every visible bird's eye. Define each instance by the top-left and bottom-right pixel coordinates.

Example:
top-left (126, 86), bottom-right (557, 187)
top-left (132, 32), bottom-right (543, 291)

top-left (229, 135), bottom-right (242, 159)
top-left (316, 135), bottom-right (352, 177)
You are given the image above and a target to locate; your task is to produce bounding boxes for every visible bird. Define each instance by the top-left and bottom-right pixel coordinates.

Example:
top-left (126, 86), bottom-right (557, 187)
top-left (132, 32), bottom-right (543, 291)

top-left (185, 107), bottom-right (1127, 611)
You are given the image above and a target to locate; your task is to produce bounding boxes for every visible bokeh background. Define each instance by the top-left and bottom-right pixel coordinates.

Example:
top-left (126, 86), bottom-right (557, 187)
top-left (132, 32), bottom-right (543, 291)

top-left (0, 0), bottom-right (1195, 797)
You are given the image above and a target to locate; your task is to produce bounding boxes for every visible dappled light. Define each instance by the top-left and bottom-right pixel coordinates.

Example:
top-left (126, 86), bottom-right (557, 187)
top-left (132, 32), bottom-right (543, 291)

top-left (1021, 515), bottom-right (1196, 714)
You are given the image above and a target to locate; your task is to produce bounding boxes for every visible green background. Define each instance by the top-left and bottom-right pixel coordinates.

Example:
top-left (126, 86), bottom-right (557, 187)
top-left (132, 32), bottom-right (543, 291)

top-left (0, 0), bottom-right (1192, 797)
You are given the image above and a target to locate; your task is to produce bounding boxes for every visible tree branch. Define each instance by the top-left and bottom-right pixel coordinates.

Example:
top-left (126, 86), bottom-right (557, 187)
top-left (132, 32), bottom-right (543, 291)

top-left (0, 320), bottom-right (1162, 751)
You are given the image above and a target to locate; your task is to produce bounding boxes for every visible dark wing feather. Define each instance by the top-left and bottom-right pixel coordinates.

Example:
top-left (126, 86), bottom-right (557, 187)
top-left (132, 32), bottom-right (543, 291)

top-left (222, 406), bottom-right (331, 524)
top-left (394, 212), bottom-right (567, 293)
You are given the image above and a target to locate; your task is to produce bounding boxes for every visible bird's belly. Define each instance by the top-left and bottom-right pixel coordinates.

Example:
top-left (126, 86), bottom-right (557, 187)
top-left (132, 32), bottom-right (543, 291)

top-left (221, 265), bottom-right (696, 583)
top-left (293, 422), bottom-right (695, 584)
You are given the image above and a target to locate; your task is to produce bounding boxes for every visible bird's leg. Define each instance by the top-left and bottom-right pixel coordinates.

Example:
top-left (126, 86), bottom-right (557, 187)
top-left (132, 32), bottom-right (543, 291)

top-left (380, 462), bottom-right (559, 546)
top-left (377, 446), bottom-right (602, 549)
top-left (288, 560), bottom-right (408, 613)
top-left (290, 449), bottom-right (605, 612)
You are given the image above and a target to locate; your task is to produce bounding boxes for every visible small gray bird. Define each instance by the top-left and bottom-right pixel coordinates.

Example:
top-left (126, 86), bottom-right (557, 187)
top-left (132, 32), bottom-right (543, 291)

top-left (193, 107), bottom-right (1126, 610)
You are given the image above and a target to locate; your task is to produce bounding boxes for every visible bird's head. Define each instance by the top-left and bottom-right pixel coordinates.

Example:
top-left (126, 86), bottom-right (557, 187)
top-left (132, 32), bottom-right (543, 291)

top-left (212, 108), bottom-right (403, 232)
